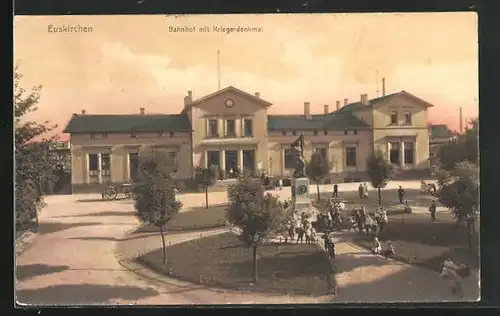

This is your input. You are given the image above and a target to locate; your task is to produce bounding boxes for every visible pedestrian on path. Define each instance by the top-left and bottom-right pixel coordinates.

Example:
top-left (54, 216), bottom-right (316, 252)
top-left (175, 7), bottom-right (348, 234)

top-left (404, 200), bottom-right (412, 214)
top-left (398, 186), bottom-right (405, 204)
top-left (278, 179), bottom-right (283, 191)
top-left (363, 183), bottom-right (369, 199)
top-left (333, 182), bottom-right (339, 198)
top-left (429, 200), bottom-right (437, 222)
top-left (358, 183), bottom-right (364, 199)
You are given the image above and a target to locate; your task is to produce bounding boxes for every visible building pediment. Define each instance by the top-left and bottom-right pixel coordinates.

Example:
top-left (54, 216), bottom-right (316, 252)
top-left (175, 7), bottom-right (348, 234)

top-left (373, 91), bottom-right (435, 110)
top-left (189, 86), bottom-right (272, 108)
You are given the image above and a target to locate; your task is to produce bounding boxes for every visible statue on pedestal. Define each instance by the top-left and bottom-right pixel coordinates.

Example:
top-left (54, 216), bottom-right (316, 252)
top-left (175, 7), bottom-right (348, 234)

top-left (290, 134), bottom-right (307, 178)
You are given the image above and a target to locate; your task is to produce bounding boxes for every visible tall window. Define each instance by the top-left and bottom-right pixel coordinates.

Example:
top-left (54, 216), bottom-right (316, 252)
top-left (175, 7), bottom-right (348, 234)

top-left (345, 147), bottom-right (357, 167)
top-left (225, 119), bottom-right (236, 137)
top-left (404, 111), bottom-right (412, 125)
top-left (284, 148), bottom-right (295, 169)
top-left (168, 151), bottom-right (178, 172)
top-left (389, 142), bottom-right (400, 164)
top-left (101, 153), bottom-right (111, 176)
top-left (243, 119), bottom-right (253, 137)
top-left (315, 147), bottom-right (327, 159)
top-left (89, 154), bottom-right (99, 176)
top-left (207, 119), bottom-right (218, 138)
top-left (207, 151), bottom-right (220, 168)
top-left (129, 152), bottom-right (139, 180)
top-left (404, 142), bottom-right (414, 164)
top-left (390, 111), bottom-right (398, 125)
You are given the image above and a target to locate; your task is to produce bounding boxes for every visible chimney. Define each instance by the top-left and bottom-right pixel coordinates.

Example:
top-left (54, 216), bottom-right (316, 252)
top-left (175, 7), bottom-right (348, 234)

top-left (187, 90), bottom-right (193, 102)
top-left (336, 100), bottom-right (341, 110)
top-left (81, 109), bottom-right (86, 115)
top-left (382, 77), bottom-right (386, 96)
top-left (304, 102), bottom-right (311, 120)
top-left (324, 104), bottom-right (329, 115)
top-left (140, 107), bottom-right (145, 115)
top-left (360, 94), bottom-right (368, 105)
top-left (344, 98), bottom-right (348, 106)
top-left (255, 92), bottom-right (260, 98)
top-left (459, 107), bottom-right (463, 133)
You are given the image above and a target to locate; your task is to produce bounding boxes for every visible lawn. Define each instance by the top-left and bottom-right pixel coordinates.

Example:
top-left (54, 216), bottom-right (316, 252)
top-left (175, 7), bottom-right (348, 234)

top-left (137, 232), bottom-right (336, 296)
top-left (135, 204), bottom-right (228, 233)
top-left (352, 212), bottom-right (479, 273)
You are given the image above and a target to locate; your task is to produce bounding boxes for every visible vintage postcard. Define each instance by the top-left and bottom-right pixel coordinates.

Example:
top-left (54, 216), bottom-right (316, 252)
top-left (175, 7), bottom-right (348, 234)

top-left (14, 13), bottom-right (479, 305)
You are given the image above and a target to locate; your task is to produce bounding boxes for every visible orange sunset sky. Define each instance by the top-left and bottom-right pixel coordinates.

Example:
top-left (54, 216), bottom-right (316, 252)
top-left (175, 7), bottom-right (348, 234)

top-left (14, 13), bottom-right (478, 137)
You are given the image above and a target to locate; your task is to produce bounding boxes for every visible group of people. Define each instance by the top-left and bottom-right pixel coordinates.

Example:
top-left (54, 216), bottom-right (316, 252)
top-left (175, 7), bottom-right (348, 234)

top-left (322, 232), bottom-right (336, 261)
top-left (349, 206), bottom-right (389, 238)
top-left (282, 211), bottom-right (317, 244)
top-left (358, 183), bottom-right (370, 200)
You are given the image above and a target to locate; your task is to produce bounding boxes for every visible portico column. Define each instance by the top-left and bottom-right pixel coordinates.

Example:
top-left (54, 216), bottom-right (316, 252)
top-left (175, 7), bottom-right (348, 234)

top-left (203, 151), bottom-right (208, 168)
top-left (238, 149), bottom-right (243, 172)
top-left (220, 149), bottom-right (226, 172)
top-left (280, 146), bottom-right (285, 176)
top-left (97, 153), bottom-right (103, 184)
top-left (400, 141), bottom-right (405, 168)
top-left (85, 153), bottom-right (90, 184)
top-left (387, 142), bottom-right (391, 162)
top-left (126, 152), bottom-right (131, 181)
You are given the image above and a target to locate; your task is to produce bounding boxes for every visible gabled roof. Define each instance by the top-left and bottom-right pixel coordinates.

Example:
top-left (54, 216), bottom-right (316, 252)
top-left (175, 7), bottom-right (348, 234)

top-left (182, 86), bottom-right (272, 113)
top-left (335, 91), bottom-right (435, 114)
top-left (62, 114), bottom-right (191, 133)
top-left (267, 113), bottom-right (370, 131)
top-left (428, 124), bottom-right (455, 139)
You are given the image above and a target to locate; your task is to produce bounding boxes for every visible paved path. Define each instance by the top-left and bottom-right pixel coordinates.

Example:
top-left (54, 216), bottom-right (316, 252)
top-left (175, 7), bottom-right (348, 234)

top-left (17, 180), bottom-right (477, 305)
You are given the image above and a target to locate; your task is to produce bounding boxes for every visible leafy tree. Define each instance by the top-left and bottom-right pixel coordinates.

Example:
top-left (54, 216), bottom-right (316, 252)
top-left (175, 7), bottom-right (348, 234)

top-left (306, 151), bottom-right (332, 201)
top-left (132, 150), bottom-right (182, 264)
top-left (436, 161), bottom-right (479, 248)
top-left (226, 174), bottom-right (285, 283)
top-left (15, 65), bottom-right (57, 228)
top-left (438, 118), bottom-right (478, 170)
top-left (194, 166), bottom-right (218, 208)
top-left (366, 150), bottom-right (393, 205)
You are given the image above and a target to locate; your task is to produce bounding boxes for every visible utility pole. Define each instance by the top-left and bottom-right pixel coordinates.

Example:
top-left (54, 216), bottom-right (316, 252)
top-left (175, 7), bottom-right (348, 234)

top-left (217, 49), bottom-right (221, 91)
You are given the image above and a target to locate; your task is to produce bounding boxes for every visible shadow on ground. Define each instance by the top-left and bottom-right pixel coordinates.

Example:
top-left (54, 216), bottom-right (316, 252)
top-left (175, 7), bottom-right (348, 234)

top-left (334, 253), bottom-right (389, 275)
top-left (16, 284), bottom-right (159, 305)
top-left (36, 222), bottom-right (102, 235)
top-left (53, 211), bottom-right (135, 218)
top-left (16, 264), bottom-right (70, 281)
top-left (76, 197), bottom-right (131, 203)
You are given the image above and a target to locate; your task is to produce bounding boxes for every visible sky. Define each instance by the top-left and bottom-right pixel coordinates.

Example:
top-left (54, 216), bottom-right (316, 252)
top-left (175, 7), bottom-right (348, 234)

top-left (14, 13), bottom-right (478, 137)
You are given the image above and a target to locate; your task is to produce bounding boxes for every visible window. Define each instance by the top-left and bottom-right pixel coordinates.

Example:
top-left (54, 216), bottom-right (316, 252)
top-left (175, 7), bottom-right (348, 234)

top-left (207, 151), bottom-right (220, 168)
top-left (89, 154), bottom-right (99, 176)
top-left (282, 130), bottom-right (287, 136)
top-left (315, 147), bottom-right (327, 159)
top-left (101, 153), bottom-right (111, 176)
top-left (130, 133), bottom-right (137, 139)
top-left (284, 148), bottom-right (295, 169)
top-left (243, 119), bottom-right (253, 137)
top-left (313, 130), bottom-right (318, 136)
top-left (389, 142), bottom-right (400, 164)
top-left (90, 133), bottom-right (96, 140)
top-left (207, 119), bottom-right (218, 137)
top-left (225, 119), bottom-right (236, 137)
top-left (345, 147), bottom-right (357, 167)
top-left (404, 111), bottom-right (412, 125)
top-left (129, 152), bottom-right (139, 180)
top-left (168, 151), bottom-right (178, 171)
top-left (169, 132), bottom-right (175, 137)
top-left (404, 142), bottom-right (414, 164)
top-left (390, 111), bottom-right (398, 125)
top-left (323, 130), bottom-right (328, 135)
top-left (344, 130), bottom-right (348, 135)
top-left (292, 131), bottom-right (297, 136)
top-left (353, 130), bottom-right (357, 135)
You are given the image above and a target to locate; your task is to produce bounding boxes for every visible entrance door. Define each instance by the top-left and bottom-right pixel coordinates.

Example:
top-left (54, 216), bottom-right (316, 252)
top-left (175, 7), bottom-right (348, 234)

top-left (207, 151), bottom-right (220, 169)
top-left (242, 150), bottom-right (255, 176)
top-left (225, 150), bottom-right (238, 178)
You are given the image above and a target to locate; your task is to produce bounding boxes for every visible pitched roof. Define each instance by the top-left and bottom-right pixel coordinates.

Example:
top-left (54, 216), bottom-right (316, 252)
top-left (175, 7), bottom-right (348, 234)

top-left (335, 91), bottom-right (435, 114)
top-left (181, 86), bottom-right (272, 114)
top-left (62, 114), bottom-right (191, 133)
top-left (267, 113), bottom-right (370, 131)
top-left (428, 124), bottom-right (454, 139)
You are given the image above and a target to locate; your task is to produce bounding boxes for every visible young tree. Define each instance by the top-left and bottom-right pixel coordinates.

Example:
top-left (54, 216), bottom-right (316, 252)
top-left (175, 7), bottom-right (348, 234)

top-left (226, 175), bottom-right (285, 283)
top-left (15, 65), bottom-right (57, 228)
top-left (436, 161), bottom-right (479, 248)
top-left (194, 166), bottom-right (218, 208)
top-left (306, 151), bottom-right (332, 201)
top-left (438, 118), bottom-right (478, 170)
top-left (132, 150), bottom-right (182, 264)
top-left (366, 150), bottom-right (393, 205)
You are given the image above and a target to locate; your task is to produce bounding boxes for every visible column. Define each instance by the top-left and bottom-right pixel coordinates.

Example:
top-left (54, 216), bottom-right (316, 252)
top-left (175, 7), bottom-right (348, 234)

top-left (125, 151), bottom-right (130, 181)
top-left (280, 146), bottom-right (285, 176)
top-left (203, 151), bottom-right (208, 168)
top-left (220, 149), bottom-right (226, 172)
top-left (400, 141), bottom-right (405, 168)
top-left (387, 142), bottom-right (391, 162)
top-left (238, 149), bottom-right (244, 172)
top-left (85, 153), bottom-right (90, 184)
top-left (97, 153), bottom-right (103, 184)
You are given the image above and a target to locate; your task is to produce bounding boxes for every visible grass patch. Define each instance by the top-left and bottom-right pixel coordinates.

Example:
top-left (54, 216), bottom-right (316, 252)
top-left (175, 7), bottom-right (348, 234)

top-left (352, 212), bottom-right (479, 272)
top-left (135, 205), bottom-right (228, 233)
top-left (137, 232), bottom-right (335, 296)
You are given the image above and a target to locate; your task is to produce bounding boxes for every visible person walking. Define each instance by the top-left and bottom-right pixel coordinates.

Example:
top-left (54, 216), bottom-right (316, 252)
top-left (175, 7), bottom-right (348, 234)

top-left (363, 183), bottom-right (369, 199)
top-left (358, 183), bottom-right (364, 199)
top-left (333, 182), bottom-right (339, 198)
top-left (429, 200), bottom-right (437, 222)
top-left (278, 178), bottom-right (283, 191)
top-left (397, 186), bottom-right (405, 204)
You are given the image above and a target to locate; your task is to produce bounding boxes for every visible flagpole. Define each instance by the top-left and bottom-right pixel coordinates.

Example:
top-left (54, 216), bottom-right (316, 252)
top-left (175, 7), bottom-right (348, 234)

top-left (217, 50), bottom-right (221, 91)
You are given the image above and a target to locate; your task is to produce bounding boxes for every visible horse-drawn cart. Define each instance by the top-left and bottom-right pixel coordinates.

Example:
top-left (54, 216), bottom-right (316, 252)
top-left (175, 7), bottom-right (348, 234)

top-left (102, 182), bottom-right (134, 200)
